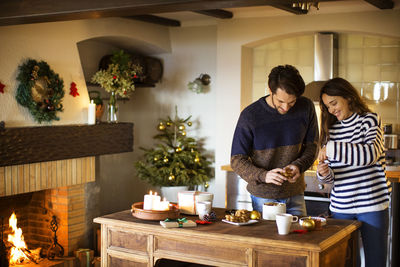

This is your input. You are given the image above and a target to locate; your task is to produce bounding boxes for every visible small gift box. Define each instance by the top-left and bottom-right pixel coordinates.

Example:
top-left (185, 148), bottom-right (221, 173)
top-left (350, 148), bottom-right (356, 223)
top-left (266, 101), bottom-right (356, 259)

top-left (178, 191), bottom-right (213, 215)
top-left (74, 248), bottom-right (94, 267)
top-left (160, 218), bottom-right (197, 228)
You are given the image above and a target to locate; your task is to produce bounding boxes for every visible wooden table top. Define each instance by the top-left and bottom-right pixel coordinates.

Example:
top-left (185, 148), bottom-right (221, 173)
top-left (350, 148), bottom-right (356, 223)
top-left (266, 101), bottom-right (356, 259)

top-left (95, 208), bottom-right (360, 252)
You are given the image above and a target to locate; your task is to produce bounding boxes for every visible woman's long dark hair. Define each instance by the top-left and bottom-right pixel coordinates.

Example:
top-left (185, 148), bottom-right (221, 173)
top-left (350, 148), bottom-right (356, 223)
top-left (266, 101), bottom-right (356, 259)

top-left (319, 77), bottom-right (371, 147)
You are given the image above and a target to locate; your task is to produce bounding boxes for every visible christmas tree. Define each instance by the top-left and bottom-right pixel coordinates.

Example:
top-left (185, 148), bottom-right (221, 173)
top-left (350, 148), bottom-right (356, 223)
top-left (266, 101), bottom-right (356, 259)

top-left (135, 107), bottom-right (213, 188)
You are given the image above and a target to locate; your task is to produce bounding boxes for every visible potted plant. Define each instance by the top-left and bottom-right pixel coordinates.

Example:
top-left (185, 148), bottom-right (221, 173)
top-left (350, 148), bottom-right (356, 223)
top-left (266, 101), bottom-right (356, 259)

top-left (135, 107), bottom-right (213, 201)
top-left (91, 50), bottom-right (142, 122)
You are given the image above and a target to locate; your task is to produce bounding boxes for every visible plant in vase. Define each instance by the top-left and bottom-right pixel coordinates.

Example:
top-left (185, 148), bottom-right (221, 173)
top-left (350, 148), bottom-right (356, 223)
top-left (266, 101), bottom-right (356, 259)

top-left (91, 50), bottom-right (142, 122)
top-left (135, 107), bottom-right (214, 200)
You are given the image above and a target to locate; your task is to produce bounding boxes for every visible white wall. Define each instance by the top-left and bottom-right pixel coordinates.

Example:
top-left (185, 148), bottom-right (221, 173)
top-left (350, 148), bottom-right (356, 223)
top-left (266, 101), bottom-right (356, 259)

top-left (1, 9), bottom-right (400, 212)
top-left (0, 17), bottom-right (171, 126)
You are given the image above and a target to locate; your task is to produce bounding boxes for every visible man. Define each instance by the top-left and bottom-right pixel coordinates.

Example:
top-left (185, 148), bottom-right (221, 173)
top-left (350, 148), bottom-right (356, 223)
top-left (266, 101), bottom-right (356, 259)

top-left (230, 65), bottom-right (318, 216)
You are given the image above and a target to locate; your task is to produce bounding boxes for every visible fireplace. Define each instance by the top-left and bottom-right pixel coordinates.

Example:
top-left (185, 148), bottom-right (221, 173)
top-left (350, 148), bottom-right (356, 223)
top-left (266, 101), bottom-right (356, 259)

top-left (0, 123), bottom-right (134, 265)
top-left (0, 157), bottom-right (95, 265)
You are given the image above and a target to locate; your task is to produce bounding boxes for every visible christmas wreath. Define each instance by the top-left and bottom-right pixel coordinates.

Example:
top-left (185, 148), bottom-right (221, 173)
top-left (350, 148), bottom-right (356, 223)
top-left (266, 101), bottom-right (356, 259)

top-left (16, 59), bottom-right (64, 123)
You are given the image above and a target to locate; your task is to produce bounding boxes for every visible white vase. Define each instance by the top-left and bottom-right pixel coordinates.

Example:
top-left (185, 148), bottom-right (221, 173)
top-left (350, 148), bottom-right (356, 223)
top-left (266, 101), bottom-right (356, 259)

top-left (160, 186), bottom-right (188, 203)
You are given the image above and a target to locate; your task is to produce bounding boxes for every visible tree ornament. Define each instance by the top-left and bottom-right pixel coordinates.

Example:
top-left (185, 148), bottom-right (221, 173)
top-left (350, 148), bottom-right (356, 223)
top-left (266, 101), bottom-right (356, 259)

top-left (153, 157), bottom-right (158, 161)
top-left (175, 147), bottom-right (182, 153)
top-left (16, 59), bottom-right (64, 123)
top-left (0, 82), bottom-right (5, 94)
top-left (163, 157), bottom-right (169, 163)
top-left (69, 82), bottom-right (79, 97)
top-left (166, 121), bottom-right (172, 126)
top-left (187, 121), bottom-right (192, 126)
top-left (181, 131), bottom-right (186, 136)
top-left (194, 156), bottom-right (200, 163)
top-left (204, 182), bottom-right (209, 189)
top-left (179, 125), bottom-right (185, 131)
top-left (158, 123), bottom-right (166, 131)
top-left (168, 174), bottom-right (175, 181)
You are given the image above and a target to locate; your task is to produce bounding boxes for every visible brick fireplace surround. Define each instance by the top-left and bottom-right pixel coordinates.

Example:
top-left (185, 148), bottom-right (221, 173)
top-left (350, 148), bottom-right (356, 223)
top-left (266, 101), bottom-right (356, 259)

top-left (0, 157), bottom-right (95, 256)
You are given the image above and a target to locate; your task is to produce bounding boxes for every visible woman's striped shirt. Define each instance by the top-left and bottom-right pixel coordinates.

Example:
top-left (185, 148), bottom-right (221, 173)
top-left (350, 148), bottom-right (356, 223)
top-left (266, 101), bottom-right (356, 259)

top-left (317, 112), bottom-right (390, 214)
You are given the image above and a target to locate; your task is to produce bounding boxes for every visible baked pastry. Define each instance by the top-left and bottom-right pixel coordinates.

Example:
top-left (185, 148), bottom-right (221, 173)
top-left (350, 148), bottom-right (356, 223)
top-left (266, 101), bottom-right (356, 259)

top-left (281, 169), bottom-right (293, 178)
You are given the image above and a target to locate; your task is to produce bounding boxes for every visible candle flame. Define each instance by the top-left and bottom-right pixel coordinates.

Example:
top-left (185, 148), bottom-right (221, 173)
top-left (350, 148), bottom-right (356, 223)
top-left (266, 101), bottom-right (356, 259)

top-left (149, 190), bottom-right (153, 195)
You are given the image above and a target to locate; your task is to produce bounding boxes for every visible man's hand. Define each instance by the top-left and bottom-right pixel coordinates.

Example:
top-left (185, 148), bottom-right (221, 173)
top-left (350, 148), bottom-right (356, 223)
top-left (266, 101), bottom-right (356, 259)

top-left (265, 168), bottom-right (287, 186)
top-left (283, 165), bottom-right (300, 183)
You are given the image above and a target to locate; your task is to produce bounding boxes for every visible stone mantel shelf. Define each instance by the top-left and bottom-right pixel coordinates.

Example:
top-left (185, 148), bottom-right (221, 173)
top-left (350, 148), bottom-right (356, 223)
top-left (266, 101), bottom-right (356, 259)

top-left (0, 122), bottom-right (133, 167)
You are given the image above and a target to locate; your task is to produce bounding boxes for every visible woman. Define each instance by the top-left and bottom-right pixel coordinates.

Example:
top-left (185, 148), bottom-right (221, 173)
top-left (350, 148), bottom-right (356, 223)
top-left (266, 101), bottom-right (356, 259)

top-left (317, 77), bottom-right (390, 267)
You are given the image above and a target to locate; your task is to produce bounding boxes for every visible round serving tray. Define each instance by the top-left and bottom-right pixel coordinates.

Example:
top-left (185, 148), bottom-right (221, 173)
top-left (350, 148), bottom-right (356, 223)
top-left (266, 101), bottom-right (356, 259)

top-left (131, 202), bottom-right (180, 221)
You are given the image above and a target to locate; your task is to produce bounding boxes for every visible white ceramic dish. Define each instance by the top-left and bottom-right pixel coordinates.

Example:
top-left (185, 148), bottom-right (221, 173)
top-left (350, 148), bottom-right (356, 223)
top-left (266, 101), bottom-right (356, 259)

top-left (222, 219), bottom-right (258, 226)
top-left (299, 216), bottom-right (327, 229)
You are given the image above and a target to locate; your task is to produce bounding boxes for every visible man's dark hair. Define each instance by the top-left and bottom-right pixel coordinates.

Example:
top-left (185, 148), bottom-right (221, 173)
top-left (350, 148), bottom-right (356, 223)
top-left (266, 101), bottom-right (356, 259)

top-left (268, 65), bottom-right (305, 97)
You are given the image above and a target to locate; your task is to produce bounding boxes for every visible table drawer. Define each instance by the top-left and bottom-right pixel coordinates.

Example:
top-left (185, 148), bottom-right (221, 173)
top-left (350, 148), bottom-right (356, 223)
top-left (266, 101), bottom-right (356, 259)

top-left (108, 228), bottom-right (148, 253)
top-left (155, 236), bottom-right (248, 265)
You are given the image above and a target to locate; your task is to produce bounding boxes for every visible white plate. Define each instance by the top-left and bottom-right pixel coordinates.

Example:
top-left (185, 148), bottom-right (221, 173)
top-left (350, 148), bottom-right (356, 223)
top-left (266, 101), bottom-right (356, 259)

top-left (222, 219), bottom-right (258, 226)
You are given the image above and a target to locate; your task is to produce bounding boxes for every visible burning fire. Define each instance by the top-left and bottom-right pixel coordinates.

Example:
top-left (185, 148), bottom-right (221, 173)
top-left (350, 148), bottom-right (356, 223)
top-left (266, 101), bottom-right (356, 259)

top-left (7, 212), bottom-right (29, 264)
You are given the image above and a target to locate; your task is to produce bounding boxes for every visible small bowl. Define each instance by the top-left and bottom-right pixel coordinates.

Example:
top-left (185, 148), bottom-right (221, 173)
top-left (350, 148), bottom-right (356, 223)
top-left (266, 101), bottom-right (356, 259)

top-left (299, 216), bottom-right (327, 230)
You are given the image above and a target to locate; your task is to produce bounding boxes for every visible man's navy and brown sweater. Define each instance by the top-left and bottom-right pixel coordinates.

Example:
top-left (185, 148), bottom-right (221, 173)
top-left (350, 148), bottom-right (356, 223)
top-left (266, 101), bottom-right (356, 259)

top-left (230, 96), bottom-right (319, 199)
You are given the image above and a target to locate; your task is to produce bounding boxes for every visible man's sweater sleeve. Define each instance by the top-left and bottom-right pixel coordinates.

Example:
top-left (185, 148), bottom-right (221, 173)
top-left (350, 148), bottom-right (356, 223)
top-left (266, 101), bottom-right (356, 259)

top-left (230, 118), bottom-right (267, 184)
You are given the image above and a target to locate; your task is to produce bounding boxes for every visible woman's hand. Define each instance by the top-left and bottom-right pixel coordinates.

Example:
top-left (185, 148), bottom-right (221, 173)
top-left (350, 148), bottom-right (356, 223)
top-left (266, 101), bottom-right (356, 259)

top-left (318, 146), bottom-right (327, 162)
top-left (317, 162), bottom-right (330, 177)
top-left (265, 168), bottom-right (287, 186)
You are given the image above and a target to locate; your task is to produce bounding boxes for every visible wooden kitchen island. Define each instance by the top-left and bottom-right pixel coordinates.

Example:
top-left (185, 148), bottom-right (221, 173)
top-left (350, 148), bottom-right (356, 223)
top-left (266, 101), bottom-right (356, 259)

top-left (94, 209), bottom-right (360, 267)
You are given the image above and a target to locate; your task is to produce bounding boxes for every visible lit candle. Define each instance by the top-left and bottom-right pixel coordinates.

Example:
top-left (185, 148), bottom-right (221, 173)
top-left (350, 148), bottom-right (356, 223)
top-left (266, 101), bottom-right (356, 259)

top-left (88, 100), bottom-right (96, 125)
top-left (143, 190), bottom-right (155, 210)
top-left (152, 192), bottom-right (161, 210)
top-left (159, 197), bottom-right (170, 211)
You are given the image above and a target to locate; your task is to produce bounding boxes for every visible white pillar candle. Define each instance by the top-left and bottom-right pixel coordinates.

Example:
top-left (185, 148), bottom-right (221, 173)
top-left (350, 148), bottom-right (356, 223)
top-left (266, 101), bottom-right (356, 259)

top-left (159, 198), bottom-right (170, 211)
top-left (143, 191), bottom-right (155, 210)
top-left (88, 100), bottom-right (96, 125)
top-left (152, 193), bottom-right (161, 210)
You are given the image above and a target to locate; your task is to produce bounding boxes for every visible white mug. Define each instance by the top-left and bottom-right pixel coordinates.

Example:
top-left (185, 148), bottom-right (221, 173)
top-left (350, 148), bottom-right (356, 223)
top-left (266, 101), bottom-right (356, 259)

top-left (262, 202), bottom-right (286, 220)
top-left (275, 213), bottom-right (298, 235)
top-left (196, 201), bottom-right (212, 220)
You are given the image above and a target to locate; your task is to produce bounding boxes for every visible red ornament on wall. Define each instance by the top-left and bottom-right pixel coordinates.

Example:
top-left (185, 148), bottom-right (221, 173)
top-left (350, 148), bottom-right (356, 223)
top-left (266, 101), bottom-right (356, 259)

top-left (0, 82), bottom-right (5, 94)
top-left (69, 82), bottom-right (79, 97)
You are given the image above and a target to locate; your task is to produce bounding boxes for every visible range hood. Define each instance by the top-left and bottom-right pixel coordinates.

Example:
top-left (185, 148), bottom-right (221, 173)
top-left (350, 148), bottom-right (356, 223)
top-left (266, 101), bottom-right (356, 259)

top-left (303, 32), bottom-right (338, 102)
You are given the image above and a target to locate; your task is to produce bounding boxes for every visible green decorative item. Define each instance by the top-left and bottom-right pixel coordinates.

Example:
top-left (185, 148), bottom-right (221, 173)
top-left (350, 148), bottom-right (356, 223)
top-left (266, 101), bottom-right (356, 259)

top-left (16, 59), bottom-right (64, 123)
top-left (135, 106), bottom-right (213, 188)
top-left (91, 50), bottom-right (142, 98)
top-left (91, 50), bottom-right (142, 123)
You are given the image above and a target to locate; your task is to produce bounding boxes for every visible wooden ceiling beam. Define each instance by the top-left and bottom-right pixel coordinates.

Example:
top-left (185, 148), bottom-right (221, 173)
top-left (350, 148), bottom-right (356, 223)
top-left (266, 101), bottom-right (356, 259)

top-left (0, 0), bottom-right (329, 26)
top-left (363, 0), bottom-right (394, 9)
top-left (194, 9), bottom-right (233, 19)
top-left (126, 15), bottom-right (181, 27)
top-left (269, 4), bottom-right (308, 15)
